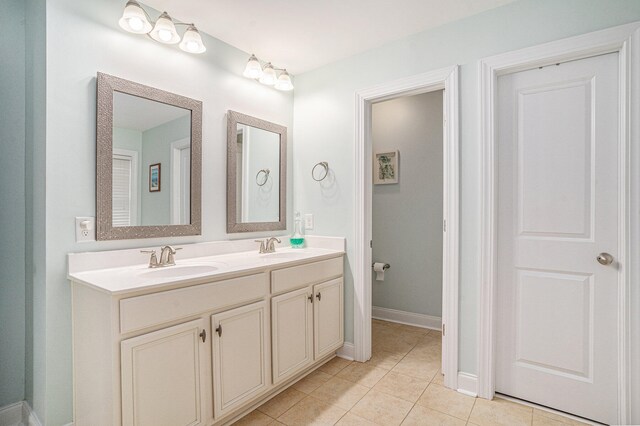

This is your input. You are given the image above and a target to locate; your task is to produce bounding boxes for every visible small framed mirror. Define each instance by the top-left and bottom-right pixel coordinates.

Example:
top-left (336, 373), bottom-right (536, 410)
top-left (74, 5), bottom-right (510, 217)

top-left (227, 110), bottom-right (287, 233)
top-left (96, 72), bottom-right (202, 240)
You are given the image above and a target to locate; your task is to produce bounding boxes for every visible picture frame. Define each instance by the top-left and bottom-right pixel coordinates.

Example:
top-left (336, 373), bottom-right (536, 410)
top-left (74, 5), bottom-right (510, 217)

top-left (149, 163), bottom-right (161, 192)
top-left (373, 150), bottom-right (399, 184)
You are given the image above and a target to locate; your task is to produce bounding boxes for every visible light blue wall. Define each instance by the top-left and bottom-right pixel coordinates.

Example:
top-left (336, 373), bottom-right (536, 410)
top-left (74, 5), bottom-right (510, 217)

top-left (42, 0), bottom-right (294, 423)
top-left (292, 0), bottom-right (640, 380)
top-left (371, 91), bottom-right (443, 318)
top-left (0, 0), bottom-right (26, 408)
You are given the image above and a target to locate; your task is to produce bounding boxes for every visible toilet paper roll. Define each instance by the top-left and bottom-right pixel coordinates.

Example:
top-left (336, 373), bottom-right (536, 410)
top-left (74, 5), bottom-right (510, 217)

top-left (373, 262), bottom-right (386, 281)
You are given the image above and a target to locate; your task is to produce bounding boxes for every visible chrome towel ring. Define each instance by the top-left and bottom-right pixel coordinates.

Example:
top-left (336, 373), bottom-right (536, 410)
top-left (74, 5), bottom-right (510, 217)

top-left (312, 162), bottom-right (329, 182)
top-left (256, 168), bottom-right (270, 186)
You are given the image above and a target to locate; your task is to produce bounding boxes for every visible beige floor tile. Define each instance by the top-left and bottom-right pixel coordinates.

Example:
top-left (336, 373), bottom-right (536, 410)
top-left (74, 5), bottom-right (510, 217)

top-left (365, 349), bottom-right (404, 370)
top-left (319, 357), bottom-right (352, 375)
top-left (416, 383), bottom-right (475, 420)
top-left (391, 353), bottom-right (440, 380)
top-left (373, 371), bottom-right (430, 403)
top-left (428, 329), bottom-right (442, 338)
top-left (533, 408), bottom-right (589, 426)
top-left (232, 410), bottom-right (274, 426)
top-left (277, 396), bottom-right (346, 426)
top-left (293, 370), bottom-right (333, 394)
top-left (394, 323), bottom-right (431, 335)
top-left (407, 344), bottom-right (441, 362)
top-left (310, 376), bottom-right (369, 410)
top-left (431, 370), bottom-right (444, 385)
top-left (335, 412), bottom-right (376, 425)
top-left (401, 405), bottom-right (466, 426)
top-left (468, 397), bottom-right (532, 426)
top-left (258, 388), bottom-right (306, 419)
top-left (336, 362), bottom-right (389, 387)
top-left (350, 390), bottom-right (414, 426)
top-left (373, 319), bottom-right (400, 327)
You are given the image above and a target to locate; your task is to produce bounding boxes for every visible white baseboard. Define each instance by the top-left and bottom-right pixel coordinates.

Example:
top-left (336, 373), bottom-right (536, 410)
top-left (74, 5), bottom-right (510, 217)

top-left (337, 342), bottom-right (355, 360)
top-left (457, 372), bottom-right (478, 397)
top-left (372, 306), bottom-right (441, 330)
top-left (0, 401), bottom-right (42, 426)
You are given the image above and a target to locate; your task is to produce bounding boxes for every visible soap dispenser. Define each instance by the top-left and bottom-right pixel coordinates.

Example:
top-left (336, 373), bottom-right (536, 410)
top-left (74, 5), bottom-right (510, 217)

top-left (290, 211), bottom-right (305, 248)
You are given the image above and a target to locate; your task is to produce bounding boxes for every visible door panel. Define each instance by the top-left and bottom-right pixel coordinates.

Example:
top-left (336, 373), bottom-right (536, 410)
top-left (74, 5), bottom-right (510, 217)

top-left (496, 52), bottom-right (619, 424)
top-left (211, 301), bottom-right (269, 418)
top-left (121, 319), bottom-right (208, 426)
top-left (271, 287), bottom-right (313, 383)
top-left (313, 278), bottom-right (344, 359)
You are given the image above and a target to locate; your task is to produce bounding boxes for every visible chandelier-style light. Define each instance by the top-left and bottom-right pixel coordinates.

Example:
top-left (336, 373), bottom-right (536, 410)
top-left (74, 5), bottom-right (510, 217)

top-left (243, 55), bottom-right (294, 91)
top-left (118, 0), bottom-right (206, 54)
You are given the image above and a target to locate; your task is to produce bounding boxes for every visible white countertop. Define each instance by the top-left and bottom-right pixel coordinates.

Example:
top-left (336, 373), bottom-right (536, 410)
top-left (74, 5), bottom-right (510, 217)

top-left (68, 237), bottom-right (345, 295)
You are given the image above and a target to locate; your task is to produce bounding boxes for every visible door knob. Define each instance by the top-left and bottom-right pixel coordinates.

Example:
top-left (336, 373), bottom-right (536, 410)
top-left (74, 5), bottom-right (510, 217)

top-left (597, 252), bottom-right (614, 265)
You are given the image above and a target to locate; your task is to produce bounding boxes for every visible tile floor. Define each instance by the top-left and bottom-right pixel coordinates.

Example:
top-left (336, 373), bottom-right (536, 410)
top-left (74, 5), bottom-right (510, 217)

top-left (233, 319), bottom-right (589, 426)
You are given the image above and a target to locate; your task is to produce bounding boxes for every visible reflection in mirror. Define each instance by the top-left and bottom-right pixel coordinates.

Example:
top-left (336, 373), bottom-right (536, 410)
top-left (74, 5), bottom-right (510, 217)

top-left (96, 72), bottom-right (202, 240)
top-left (235, 123), bottom-right (281, 223)
top-left (112, 92), bottom-right (192, 227)
top-left (227, 110), bottom-right (286, 233)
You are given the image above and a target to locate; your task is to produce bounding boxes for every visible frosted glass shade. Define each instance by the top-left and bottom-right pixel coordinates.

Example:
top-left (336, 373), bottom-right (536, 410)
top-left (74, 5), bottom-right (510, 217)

top-left (275, 70), bottom-right (294, 91)
top-left (259, 63), bottom-right (277, 86)
top-left (149, 12), bottom-right (180, 44)
top-left (179, 26), bottom-right (206, 54)
top-left (118, 0), bottom-right (152, 34)
top-left (243, 55), bottom-right (263, 79)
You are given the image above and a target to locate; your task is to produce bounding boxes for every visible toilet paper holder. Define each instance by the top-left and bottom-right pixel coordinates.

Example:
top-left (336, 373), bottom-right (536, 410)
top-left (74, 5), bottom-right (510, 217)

top-left (372, 262), bottom-right (390, 271)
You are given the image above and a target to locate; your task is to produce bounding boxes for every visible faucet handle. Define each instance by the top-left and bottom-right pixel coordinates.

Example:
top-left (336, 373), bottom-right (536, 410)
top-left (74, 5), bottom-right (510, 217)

top-left (254, 239), bottom-right (267, 254)
top-left (167, 247), bottom-right (182, 265)
top-left (140, 250), bottom-right (159, 268)
top-left (266, 237), bottom-right (281, 252)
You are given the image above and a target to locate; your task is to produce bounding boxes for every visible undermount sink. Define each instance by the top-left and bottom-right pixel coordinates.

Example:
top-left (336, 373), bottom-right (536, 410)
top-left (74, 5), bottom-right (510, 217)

top-left (260, 251), bottom-right (308, 260)
top-left (140, 264), bottom-right (220, 279)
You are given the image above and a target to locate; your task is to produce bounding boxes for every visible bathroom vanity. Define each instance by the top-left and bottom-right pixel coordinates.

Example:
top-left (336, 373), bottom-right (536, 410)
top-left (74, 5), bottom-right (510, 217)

top-left (68, 238), bottom-right (345, 425)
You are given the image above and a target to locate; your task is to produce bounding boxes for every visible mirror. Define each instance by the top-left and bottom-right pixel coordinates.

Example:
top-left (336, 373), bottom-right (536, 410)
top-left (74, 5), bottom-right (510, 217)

top-left (227, 110), bottom-right (286, 233)
top-left (96, 72), bottom-right (202, 240)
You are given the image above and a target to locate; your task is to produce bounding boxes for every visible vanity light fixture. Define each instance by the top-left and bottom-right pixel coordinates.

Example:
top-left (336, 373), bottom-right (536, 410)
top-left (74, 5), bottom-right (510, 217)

top-left (118, 1), bottom-right (206, 54)
top-left (243, 54), bottom-right (294, 91)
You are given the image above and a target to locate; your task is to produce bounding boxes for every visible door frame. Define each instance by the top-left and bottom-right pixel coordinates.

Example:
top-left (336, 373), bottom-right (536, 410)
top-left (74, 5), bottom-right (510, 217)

top-left (478, 21), bottom-right (640, 424)
top-left (353, 65), bottom-right (460, 390)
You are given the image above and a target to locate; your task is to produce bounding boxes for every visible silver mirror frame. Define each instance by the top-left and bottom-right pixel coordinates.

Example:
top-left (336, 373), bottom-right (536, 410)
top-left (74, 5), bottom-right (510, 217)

top-left (227, 110), bottom-right (287, 233)
top-left (96, 72), bottom-right (202, 240)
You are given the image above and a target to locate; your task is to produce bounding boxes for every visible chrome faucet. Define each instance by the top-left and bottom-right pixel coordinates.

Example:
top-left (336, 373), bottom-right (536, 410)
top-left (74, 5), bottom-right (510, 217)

top-left (255, 237), bottom-right (281, 254)
top-left (140, 245), bottom-right (182, 268)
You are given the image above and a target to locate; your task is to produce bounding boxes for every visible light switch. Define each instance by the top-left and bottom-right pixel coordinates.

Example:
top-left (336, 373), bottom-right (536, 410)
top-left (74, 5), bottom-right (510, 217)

top-left (75, 217), bottom-right (95, 242)
top-left (304, 214), bottom-right (314, 230)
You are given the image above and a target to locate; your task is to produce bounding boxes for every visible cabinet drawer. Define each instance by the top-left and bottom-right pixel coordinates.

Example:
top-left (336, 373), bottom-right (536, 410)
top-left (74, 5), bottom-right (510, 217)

top-left (120, 273), bottom-right (268, 334)
top-left (271, 256), bottom-right (343, 294)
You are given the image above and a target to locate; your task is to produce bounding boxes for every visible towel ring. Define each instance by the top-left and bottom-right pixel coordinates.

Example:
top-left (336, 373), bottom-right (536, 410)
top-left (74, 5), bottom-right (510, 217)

top-left (312, 162), bottom-right (329, 182)
top-left (256, 169), bottom-right (270, 186)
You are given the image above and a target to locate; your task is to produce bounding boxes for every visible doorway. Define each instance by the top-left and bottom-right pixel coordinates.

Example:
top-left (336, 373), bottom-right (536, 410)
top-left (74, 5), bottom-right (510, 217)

top-left (353, 66), bottom-right (460, 391)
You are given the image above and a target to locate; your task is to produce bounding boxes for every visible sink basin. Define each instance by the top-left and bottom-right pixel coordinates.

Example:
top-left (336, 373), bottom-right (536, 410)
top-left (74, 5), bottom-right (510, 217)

top-left (260, 251), bottom-right (308, 260)
top-left (140, 264), bottom-right (219, 279)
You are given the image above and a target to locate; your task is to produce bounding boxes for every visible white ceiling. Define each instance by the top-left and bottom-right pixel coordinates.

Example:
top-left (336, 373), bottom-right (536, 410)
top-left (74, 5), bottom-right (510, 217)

top-left (141, 0), bottom-right (515, 74)
top-left (113, 92), bottom-right (189, 131)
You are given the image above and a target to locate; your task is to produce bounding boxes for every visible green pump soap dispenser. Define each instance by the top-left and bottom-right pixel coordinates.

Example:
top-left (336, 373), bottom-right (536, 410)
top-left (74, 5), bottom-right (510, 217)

top-left (290, 211), bottom-right (305, 248)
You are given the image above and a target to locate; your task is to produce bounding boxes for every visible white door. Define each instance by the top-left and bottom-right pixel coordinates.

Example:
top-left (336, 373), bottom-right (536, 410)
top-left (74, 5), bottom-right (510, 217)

top-left (211, 301), bottom-right (269, 419)
top-left (271, 287), bottom-right (313, 384)
top-left (121, 319), bottom-right (209, 426)
top-left (313, 278), bottom-right (344, 359)
top-left (496, 52), bottom-right (619, 424)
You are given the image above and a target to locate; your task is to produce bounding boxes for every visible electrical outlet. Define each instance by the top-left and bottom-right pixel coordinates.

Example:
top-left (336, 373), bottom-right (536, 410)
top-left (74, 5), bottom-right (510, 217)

top-left (304, 214), bottom-right (314, 230)
top-left (75, 217), bottom-right (95, 242)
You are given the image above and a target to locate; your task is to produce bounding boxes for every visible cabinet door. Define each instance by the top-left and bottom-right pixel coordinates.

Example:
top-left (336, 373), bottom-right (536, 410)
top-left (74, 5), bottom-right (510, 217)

top-left (211, 300), bottom-right (269, 419)
top-left (313, 278), bottom-right (344, 359)
top-left (121, 319), bottom-right (209, 426)
top-left (271, 287), bottom-right (313, 384)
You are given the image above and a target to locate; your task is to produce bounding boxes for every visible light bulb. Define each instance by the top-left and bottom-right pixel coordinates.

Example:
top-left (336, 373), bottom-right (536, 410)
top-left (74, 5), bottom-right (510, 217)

top-left (259, 63), bottom-right (277, 86)
top-left (243, 54), bottom-right (263, 79)
top-left (275, 69), bottom-right (294, 91)
top-left (179, 25), bottom-right (206, 54)
top-left (118, 0), bottom-right (152, 34)
top-left (149, 12), bottom-right (180, 44)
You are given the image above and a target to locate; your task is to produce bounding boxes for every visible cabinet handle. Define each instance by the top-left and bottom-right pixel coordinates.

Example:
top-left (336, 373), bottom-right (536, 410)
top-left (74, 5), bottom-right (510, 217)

top-left (199, 329), bottom-right (206, 342)
top-left (308, 294), bottom-right (313, 303)
top-left (316, 292), bottom-right (322, 301)
top-left (216, 325), bottom-right (222, 337)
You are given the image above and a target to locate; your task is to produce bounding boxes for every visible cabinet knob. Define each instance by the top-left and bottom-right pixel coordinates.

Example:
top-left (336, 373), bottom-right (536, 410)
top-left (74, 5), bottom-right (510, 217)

top-left (216, 325), bottom-right (222, 337)
top-left (316, 292), bottom-right (322, 301)
top-left (308, 294), bottom-right (313, 303)
top-left (199, 329), bottom-right (206, 342)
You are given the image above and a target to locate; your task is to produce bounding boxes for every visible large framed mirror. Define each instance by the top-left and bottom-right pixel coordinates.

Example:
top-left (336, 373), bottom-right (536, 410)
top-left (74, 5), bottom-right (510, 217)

top-left (227, 110), bottom-right (286, 233)
top-left (96, 72), bottom-right (202, 240)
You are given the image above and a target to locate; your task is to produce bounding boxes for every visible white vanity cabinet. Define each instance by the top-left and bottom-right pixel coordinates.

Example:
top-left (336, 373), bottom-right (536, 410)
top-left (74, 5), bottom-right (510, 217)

top-left (70, 250), bottom-right (344, 426)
